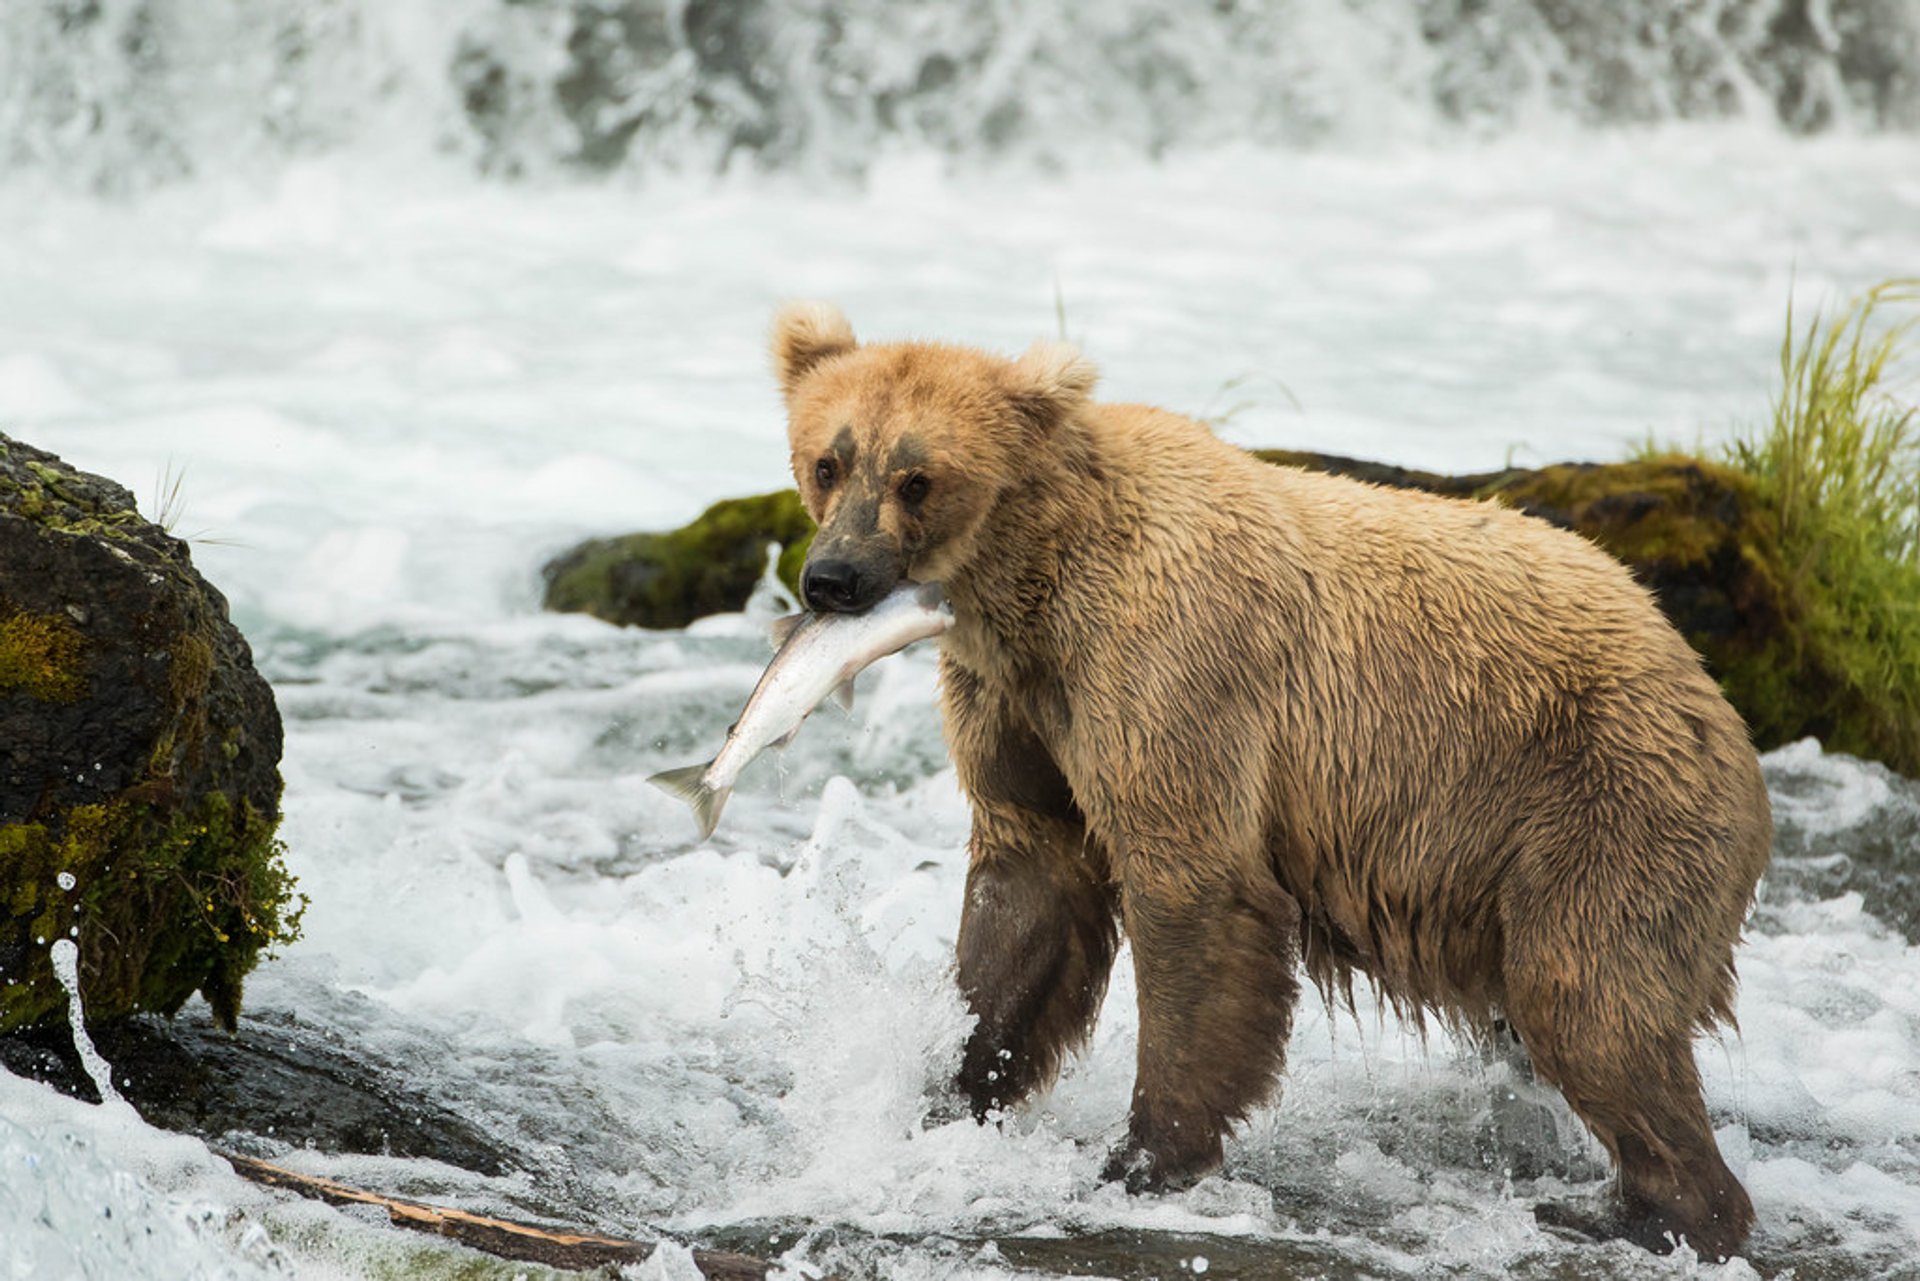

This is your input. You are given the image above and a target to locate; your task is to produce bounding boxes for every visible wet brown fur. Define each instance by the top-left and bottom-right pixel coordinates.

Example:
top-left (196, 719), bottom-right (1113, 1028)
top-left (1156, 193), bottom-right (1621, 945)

top-left (772, 302), bottom-right (1774, 1260)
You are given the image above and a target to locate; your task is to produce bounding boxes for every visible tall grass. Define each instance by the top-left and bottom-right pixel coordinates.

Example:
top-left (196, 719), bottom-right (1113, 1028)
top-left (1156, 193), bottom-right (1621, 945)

top-left (1725, 279), bottom-right (1920, 769)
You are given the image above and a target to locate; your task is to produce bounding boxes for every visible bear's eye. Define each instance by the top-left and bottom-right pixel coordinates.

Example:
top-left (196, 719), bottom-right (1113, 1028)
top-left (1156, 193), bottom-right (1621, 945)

top-left (898, 473), bottom-right (931, 506)
top-left (814, 458), bottom-right (836, 489)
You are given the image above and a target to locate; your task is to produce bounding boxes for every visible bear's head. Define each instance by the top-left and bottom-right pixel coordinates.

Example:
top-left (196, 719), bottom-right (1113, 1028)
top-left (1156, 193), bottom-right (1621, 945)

top-left (771, 302), bottom-right (1097, 613)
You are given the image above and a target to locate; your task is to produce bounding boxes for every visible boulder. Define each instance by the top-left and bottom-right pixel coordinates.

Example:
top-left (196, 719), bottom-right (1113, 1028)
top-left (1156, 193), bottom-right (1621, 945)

top-left (0, 432), bottom-right (300, 1033)
top-left (542, 489), bottom-right (814, 629)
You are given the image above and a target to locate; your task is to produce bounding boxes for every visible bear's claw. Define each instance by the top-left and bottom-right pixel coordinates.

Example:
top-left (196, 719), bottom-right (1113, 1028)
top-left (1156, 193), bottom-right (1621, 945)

top-left (1099, 1144), bottom-right (1158, 1193)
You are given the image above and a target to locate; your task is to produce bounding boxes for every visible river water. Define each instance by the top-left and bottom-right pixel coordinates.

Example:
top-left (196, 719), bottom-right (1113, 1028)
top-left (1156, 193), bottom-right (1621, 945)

top-left (3, 3), bottom-right (1920, 1277)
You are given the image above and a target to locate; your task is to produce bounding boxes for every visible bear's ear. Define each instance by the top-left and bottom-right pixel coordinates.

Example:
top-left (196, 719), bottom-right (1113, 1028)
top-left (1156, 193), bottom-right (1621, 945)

top-left (770, 301), bottom-right (857, 399)
top-left (1004, 339), bottom-right (1098, 429)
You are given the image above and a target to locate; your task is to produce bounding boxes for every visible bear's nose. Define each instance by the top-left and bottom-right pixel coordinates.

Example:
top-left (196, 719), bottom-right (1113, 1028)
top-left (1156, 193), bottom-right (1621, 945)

top-left (802, 560), bottom-right (865, 613)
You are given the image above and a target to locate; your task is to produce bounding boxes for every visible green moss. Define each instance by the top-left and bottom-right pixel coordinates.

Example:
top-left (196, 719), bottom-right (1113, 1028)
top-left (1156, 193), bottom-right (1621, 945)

top-left (543, 489), bottom-right (815, 629)
top-left (776, 531), bottom-right (814, 597)
top-left (0, 607), bottom-right (88, 702)
top-left (169, 631), bottom-right (214, 703)
top-left (1485, 456), bottom-right (1762, 566)
top-left (0, 455), bottom-right (145, 541)
top-left (0, 791), bottom-right (304, 1034)
top-left (149, 630), bottom-right (215, 778)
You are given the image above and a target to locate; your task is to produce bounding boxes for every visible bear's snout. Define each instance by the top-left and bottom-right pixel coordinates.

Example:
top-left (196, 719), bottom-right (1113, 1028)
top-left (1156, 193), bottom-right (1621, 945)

top-left (801, 558), bottom-right (883, 613)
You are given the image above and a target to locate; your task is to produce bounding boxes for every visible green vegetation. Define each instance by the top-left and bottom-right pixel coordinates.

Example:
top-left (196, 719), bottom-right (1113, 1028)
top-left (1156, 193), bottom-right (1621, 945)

top-left (1721, 279), bottom-right (1920, 773)
top-left (0, 607), bottom-right (88, 702)
top-left (542, 489), bottom-right (814, 629)
top-left (0, 792), bottom-right (304, 1033)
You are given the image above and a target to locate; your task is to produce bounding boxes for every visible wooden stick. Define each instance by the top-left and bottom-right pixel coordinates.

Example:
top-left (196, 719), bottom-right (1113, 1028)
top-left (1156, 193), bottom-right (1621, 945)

top-left (220, 1152), bottom-right (772, 1279)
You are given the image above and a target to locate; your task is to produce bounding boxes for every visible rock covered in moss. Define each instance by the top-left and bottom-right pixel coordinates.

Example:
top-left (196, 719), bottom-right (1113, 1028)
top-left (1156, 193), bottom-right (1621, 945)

top-left (0, 432), bottom-right (300, 1033)
top-left (541, 489), bottom-right (814, 629)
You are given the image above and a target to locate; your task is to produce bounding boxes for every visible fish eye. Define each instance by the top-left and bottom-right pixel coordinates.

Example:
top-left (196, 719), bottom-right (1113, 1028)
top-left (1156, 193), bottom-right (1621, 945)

top-left (899, 473), bottom-right (931, 505)
top-left (814, 458), bottom-right (836, 489)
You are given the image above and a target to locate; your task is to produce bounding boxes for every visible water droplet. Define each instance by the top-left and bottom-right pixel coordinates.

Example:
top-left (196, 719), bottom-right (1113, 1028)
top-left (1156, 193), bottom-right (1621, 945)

top-left (50, 938), bottom-right (123, 1106)
top-left (57, 872), bottom-right (77, 891)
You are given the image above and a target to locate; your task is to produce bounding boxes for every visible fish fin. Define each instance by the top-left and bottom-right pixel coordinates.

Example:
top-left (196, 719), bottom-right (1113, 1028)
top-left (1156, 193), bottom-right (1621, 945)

top-left (647, 762), bottom-right (730, 842)
top-left (771, 724), bottom-right (802, 750)
top-left (769, 612), bottom-right (806, 650)
top-left (833, 678), bottom-right (856, 713)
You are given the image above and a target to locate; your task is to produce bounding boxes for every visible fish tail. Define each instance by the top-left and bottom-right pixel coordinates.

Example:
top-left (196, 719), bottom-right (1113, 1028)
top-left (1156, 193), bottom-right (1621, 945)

top-left (647, 762), bottom-right (730, 841)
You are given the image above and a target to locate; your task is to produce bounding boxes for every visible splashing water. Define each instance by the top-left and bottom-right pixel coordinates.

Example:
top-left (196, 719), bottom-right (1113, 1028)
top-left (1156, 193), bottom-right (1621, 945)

top-left (49, 939), bottom-right (125, 1109)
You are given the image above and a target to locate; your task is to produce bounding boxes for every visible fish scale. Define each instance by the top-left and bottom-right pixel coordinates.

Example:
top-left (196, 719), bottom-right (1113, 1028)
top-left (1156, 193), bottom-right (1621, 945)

top-left (649, 582), bottom-right (954, 840)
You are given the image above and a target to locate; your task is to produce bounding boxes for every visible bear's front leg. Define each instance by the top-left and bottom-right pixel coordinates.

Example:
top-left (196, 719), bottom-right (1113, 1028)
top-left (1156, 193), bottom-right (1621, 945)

top-left (955, 804), bottom-right (1119, 1118)
top-left (1103, 865), bottom-right (1304, 1191)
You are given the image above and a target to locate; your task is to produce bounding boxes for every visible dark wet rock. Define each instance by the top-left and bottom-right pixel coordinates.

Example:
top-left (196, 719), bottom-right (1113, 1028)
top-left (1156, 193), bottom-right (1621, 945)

top-left (0, 432), bottom-right (300, 1032)
top-left (542, 489), bottom-right (813, 630)
top-left (0, 1007), bottom-right (514, 1177)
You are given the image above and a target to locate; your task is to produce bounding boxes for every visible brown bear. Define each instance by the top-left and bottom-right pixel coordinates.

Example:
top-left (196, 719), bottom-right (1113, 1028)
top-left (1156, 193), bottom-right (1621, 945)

top-left (769, 301), bottom-right (1772, 1260)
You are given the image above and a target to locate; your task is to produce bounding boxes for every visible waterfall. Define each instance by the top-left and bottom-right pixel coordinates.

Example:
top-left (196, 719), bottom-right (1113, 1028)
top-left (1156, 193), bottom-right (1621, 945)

top-left (2, 1), bottom-right (1915, 189)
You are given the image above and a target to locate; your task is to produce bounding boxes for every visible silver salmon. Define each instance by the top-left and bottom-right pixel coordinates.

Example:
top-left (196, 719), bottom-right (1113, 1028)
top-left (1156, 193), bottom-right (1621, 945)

top-left (648, 581), bottom-right (953, 840)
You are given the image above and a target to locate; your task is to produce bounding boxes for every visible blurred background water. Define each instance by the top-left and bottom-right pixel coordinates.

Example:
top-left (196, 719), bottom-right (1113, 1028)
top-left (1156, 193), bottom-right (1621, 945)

top-left (4, 0), bottom-right (1918, 193)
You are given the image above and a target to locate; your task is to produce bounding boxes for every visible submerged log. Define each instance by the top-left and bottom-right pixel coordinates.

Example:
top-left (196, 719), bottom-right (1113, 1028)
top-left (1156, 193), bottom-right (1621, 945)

top-left (222, 1154), bottom-right (772, 1278)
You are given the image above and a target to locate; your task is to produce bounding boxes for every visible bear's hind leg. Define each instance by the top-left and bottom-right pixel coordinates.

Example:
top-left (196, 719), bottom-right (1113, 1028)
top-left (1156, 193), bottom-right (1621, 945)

top-left (956, 809), bottom-right (1120, 1119)
top-left (1504, 978), bottom-right (1753, 1259)
top-left (1104, 868), bottom-right (1303, 1191)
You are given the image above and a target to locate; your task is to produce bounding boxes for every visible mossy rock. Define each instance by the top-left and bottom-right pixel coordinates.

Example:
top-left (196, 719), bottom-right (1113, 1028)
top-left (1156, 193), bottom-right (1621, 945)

top-left (542, 490), bottom-right (815, 629)
top-left (1, 433), bottom-right (300, 1033)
